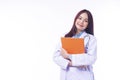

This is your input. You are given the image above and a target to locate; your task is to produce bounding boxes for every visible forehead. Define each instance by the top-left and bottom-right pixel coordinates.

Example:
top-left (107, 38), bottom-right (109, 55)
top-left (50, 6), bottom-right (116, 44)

top-left (79, 12), bottom-right (88, 19)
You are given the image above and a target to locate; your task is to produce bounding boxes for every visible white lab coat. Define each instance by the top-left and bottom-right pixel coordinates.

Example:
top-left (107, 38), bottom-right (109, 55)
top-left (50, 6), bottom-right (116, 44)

top-left (53, 31), bottom-right (97, 80)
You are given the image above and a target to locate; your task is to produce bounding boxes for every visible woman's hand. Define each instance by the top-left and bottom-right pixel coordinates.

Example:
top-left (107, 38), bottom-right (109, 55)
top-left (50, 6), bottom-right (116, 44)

top-left (60, 48), bottom-right (69, 59)
top-left (68, 61), bottom-right (72, 66)
top-left (61, 48), bottom-right (72, 66)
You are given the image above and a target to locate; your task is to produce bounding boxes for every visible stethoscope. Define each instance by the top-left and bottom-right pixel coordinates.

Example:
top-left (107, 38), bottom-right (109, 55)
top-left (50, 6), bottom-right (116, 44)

top-left (83, 34), bottom-right (90, 53)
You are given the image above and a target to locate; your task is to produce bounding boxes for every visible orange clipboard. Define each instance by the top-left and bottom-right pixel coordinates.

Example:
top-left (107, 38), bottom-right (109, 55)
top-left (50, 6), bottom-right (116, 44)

top-left (61, 37), bottom-right (85, 54)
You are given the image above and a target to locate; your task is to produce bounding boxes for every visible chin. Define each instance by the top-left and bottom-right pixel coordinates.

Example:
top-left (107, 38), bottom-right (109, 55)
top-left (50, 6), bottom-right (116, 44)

top-left (78, 28), bottom-right (85, 31)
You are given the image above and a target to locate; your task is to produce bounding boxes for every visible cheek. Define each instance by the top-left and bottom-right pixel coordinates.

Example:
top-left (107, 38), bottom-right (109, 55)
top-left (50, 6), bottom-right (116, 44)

top-left (75, 21), bottom-right (78, 27)
top-left (84, 23), bottom-right (88, 27)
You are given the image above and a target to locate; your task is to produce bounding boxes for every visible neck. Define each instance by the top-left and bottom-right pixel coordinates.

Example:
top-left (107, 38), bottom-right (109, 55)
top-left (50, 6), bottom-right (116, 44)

top-left (76, 30), bottom-right (83, 34)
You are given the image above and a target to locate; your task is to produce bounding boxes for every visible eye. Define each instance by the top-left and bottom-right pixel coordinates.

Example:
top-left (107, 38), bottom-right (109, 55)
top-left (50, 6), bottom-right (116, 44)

top-left (78, 17), bottom-right (82, 20)
top-left (85, 20), bottom-right (88, 22)
top-left (84, 19), bottom-right (88, 22)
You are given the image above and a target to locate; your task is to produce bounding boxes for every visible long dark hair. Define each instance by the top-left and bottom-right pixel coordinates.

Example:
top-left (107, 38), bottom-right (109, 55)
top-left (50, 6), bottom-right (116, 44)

top-left (65, 9), bottom-right (94, 37)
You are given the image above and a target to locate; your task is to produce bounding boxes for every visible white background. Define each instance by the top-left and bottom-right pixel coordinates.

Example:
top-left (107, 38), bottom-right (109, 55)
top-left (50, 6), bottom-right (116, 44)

top-left (0, 0), bottom-right (120, 80)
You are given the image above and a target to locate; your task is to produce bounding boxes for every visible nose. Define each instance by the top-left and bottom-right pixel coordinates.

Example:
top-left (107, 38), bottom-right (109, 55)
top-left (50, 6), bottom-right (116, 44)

top-left (80, 19), bottom-right (84, 24)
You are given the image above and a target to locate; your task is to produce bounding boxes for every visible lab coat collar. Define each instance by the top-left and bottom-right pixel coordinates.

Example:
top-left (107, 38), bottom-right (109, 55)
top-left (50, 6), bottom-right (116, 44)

top-left (78, 31), bottom-right (88, 38)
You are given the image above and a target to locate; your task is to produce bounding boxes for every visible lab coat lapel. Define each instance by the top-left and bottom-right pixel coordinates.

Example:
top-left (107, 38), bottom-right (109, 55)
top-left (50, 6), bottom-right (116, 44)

top-left (79, 31), bottom-right (88, 38)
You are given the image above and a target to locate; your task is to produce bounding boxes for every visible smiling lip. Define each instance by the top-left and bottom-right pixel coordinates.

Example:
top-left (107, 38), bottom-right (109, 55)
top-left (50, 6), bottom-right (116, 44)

top-left (78, 24), bottom-right (83, 27)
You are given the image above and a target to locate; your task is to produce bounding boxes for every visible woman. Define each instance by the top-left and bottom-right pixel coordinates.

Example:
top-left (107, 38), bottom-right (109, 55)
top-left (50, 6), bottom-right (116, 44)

top-left (53, 9), bottom-right (97, 80)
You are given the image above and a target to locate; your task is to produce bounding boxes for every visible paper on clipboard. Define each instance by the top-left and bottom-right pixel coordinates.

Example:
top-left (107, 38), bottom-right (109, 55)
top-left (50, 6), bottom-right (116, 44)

top-left (61, 37), bottom-right (85, 54)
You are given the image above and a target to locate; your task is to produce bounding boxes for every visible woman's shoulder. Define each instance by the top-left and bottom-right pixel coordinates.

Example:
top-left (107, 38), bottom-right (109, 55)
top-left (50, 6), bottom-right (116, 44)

top-left (87, 33), bottom-right (97, 41)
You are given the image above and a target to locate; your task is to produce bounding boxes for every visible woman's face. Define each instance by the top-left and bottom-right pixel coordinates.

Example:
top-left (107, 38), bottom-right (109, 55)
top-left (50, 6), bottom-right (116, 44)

top-left (75, 12), bottom-right (88, 33)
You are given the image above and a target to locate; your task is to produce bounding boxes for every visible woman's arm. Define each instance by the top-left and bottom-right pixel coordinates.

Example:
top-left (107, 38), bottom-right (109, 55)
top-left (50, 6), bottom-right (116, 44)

top-left (71, 36), bottom-right (97, 66)
top-left (53, 43), bottom-right (71, 70)
top-left (60, 36), bottom-right (97, 67)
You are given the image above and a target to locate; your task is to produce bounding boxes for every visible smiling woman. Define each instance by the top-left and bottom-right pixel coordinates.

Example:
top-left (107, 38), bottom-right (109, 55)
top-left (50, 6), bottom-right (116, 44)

top-left (75, 13), bottom-right (88, 33)
top-left (0, 0), bottom-right (120, 80)
top-left (53, 9), bottom-right (97, 80)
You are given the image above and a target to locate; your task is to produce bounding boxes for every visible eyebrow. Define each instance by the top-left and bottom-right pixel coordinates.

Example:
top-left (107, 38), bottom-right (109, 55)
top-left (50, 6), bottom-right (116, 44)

top-left (79, 16), bottom-right (88, 20)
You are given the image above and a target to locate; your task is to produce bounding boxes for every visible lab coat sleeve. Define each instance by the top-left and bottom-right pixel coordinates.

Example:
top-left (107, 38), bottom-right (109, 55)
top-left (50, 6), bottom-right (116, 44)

top-left (53, 42), bottom-right (70, 70)
top-left (71, 36), bottom-right (97, 66)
